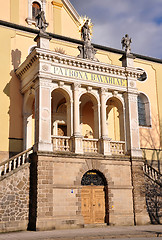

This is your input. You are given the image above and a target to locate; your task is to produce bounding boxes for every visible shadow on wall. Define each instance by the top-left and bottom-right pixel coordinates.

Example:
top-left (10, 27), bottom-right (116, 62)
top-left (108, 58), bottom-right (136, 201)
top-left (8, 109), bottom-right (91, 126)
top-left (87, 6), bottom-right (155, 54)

top-left (145, 178), bottom-right (162, 224)
top-left (3, 49), bottom-right (23, 158)
top-left (140, 114), bottom-right (162, 173)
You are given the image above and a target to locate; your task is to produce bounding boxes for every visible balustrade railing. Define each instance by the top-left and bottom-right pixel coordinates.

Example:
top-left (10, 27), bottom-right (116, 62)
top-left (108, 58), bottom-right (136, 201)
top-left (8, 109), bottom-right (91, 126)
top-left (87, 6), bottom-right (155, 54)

top-left (143, 163), bottom-right (162, 186)
top-left (110, 141), bottom-right (125, 155)
top-left (83, 138), bottom-right (98, 153)
top-left (52, 136), bottom-right (70, 152)
top-left (0, 147), bottom-right (33, 178)
top-left (51, 136), bottom-right (125, 155)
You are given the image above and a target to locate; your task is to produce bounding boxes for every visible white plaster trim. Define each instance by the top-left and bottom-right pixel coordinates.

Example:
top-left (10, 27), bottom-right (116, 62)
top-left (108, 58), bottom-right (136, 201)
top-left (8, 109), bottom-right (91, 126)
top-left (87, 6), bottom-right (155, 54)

top-left (28, 45), bottom-right (37, 55)
top-left (61, 0), bottom-right (80, 21)
top-left (51, 85), bottom-right (72, 103)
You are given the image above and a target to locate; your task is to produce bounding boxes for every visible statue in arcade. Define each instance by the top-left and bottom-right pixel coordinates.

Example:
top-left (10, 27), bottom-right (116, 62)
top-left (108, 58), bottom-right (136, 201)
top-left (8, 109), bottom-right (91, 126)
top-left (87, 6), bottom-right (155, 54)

top-left (35, 10), bottom-right (49, 33)
top-left (121, 34), bottom-right (132, 55)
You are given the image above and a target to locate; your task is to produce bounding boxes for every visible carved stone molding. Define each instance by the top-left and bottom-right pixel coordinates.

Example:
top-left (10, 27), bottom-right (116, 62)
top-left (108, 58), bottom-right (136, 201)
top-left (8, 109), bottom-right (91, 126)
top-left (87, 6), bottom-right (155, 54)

top-left (16, 48), bottom-right (143, 82)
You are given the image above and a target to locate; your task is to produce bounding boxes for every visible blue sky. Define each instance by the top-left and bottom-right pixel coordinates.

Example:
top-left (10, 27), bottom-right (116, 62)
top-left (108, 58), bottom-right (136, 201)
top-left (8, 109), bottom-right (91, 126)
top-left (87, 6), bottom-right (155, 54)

top-left (70, 0), bottom-right (162, 59)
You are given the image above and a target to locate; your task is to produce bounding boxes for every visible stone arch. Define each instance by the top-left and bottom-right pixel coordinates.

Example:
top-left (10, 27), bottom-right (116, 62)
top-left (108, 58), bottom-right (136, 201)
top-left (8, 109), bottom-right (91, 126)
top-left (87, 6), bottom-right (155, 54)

top-left (79, 92), bottom-right (100, 139)
top-left (106, 96), bottom-right (125, 141)
top-left (76, 161), bottom-right (114, 225)
top-left (79, 91), bottom-right (99, 106)
top-left (51, 86), bottom-right (72, 103)
top-left (51, 87), bottom-right (72, 136)
top-left (23, 90), bottom-right (35, 150)
top-left (74, 160), bottom-right (114, 187)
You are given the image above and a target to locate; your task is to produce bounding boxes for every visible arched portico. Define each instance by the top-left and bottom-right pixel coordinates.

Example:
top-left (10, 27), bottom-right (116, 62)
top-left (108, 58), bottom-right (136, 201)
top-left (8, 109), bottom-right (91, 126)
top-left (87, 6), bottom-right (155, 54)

top-left (51, 87), bottom-right (72, 152)
top-left (80, 92), bottom-right (99, 139)
top-left (106, 97), bottom-right (125, 141)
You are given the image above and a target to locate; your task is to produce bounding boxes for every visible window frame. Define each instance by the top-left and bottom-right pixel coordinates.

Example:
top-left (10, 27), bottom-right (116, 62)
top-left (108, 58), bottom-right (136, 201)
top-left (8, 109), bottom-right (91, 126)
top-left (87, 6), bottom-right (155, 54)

top-left (26, 0), bottom-right (46, 26)
top-left (138, 92), bottom-right (151, 128)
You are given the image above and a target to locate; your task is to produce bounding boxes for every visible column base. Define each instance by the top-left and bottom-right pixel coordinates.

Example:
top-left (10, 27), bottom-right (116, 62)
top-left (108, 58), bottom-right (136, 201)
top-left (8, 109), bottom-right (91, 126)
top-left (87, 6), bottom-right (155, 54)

top-left (99, 138), bottom-right (112, 156)
top-left (131, 149), bottom-right (143, 158)
top-left (33, 142), bottom-right (53, 152)
top-left (71, 136), bottom-right (83, 154)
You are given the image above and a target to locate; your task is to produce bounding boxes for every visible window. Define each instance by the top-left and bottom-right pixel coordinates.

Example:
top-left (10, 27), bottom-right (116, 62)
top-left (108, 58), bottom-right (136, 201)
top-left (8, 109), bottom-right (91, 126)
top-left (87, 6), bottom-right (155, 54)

top-left (138, 93), bottom-right (151, 127)
top-left (137, 68), bottom-right (147, 82)
top-left (26, 0), bottom-right (46, 25)
top-left (32, 2), bottom-right (41, 19)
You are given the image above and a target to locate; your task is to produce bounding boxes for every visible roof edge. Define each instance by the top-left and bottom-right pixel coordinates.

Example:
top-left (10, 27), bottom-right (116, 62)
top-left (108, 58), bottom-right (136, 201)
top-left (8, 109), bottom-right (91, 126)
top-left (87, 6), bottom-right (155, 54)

top-left (61, 0), bottom-right (80, 22)
top-left (0, 19), bottom-right (162, 64)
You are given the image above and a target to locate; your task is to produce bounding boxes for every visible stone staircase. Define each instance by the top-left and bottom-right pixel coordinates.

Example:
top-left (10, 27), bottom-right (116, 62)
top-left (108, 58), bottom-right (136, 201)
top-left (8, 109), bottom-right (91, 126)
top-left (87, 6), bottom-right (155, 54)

top-left (0, 147), bottom-right (33, 180)
top-left (143, 162), bottom-right (162, 187)
top-left (143, 162), bottom-right (162, 224)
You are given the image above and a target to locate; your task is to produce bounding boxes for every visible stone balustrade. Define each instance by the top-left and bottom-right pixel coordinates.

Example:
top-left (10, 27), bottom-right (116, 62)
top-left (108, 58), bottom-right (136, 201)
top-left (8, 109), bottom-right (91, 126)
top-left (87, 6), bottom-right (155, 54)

top-left (83, 138), bottom-right (98, 153)
top-left (0, 147), bottom-right (33, 179)
top-left (110, 141), bottom-right (125, 155)
top-left (52, 136), bottom-right (70, 152)
top-left (51, 136), bottom-right (125, 155)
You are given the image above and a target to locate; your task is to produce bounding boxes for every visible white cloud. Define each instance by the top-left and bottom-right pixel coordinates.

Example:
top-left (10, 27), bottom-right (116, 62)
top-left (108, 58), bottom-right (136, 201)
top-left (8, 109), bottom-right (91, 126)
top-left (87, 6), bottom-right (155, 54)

top-left (70, 0), bottom-right (162, 58)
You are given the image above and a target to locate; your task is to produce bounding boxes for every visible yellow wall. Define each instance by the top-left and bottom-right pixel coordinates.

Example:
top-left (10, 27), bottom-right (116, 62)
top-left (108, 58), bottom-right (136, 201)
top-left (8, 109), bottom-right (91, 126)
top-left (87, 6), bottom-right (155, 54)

top-left (0, 0), bottom-right (10, 22)
top-left (0, 0), bottom-right (162, 162)
top-left (0, 28), bottom-right (11, 152)
top-left (135, 60), bottom-right (160, 149)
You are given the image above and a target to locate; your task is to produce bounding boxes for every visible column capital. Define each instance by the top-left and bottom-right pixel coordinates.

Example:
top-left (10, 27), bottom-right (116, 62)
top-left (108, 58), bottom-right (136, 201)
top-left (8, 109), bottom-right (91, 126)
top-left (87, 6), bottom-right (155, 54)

top-left (100, 87), bottom-right (107, 95)
top-left (73, 83), bottom-right (81, 91)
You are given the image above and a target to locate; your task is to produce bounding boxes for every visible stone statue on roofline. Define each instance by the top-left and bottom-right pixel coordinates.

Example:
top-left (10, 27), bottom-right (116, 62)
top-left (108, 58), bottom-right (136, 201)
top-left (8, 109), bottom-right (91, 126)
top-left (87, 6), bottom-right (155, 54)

top-left (34, 9), bottom-right (51, 48)
top-left (35, 10), bottom-right (49, 34)
top-left (81, 19), bottom-right (91, 42)
top-left (78, 17), bottom-right (98, 61)
top-left (121, 34), bottom-right (132, 55)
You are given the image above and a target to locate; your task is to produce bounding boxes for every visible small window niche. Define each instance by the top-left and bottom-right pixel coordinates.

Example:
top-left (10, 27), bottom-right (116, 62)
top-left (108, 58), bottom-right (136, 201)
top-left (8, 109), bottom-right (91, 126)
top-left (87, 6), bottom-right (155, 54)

top-left (26, 0), bottom-right (46, 26)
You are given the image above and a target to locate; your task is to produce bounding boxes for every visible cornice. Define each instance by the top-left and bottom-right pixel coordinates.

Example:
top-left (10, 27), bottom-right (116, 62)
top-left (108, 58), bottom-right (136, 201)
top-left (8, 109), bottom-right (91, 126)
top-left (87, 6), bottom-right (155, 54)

top-left (15, 48), bottom-right (143, 80)
top-left (61, 0), bottom-right (80, 21)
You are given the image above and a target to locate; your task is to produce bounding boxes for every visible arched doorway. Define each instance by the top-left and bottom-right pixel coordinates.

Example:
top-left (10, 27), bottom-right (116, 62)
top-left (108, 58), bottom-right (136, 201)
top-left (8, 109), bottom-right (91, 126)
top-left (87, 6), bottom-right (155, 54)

top-left (81, 170), bottom-right (108, 224)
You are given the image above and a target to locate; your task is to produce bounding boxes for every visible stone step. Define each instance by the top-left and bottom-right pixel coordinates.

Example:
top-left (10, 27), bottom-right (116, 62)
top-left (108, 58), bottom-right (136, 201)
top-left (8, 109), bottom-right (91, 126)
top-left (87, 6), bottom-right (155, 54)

top-left (84, 223), bottom-right (107, 228)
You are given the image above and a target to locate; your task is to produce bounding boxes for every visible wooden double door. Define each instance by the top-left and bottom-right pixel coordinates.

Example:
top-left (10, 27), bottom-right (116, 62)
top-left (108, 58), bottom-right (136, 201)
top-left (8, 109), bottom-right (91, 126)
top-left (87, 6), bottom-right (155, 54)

top-left (81, 186), bottom-right (106, 224)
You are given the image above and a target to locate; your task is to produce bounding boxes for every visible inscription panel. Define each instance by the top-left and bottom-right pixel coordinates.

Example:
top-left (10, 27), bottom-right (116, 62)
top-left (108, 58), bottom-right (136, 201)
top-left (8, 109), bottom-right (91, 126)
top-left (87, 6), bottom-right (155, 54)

top-left (51, 65), bottom-right (127, 88)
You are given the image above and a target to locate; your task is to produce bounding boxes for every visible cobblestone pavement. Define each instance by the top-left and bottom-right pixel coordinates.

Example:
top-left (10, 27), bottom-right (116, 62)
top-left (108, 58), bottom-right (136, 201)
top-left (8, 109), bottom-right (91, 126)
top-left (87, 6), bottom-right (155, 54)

top-left (0, 225), bottom-right (162, 240)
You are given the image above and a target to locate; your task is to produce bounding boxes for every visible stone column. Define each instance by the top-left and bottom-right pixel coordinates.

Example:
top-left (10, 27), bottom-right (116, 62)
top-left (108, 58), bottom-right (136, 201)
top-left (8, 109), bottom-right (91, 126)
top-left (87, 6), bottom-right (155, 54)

top-left (34, 78), bottom-right (53, 152)
top-left (72, 83), bottom-right (83, 154)
top-left (93, 104), bottom-right (100, 139)
top-left (100, 88), bottom-right (111, 155)
top-left (66, 101), bottom-right (73, 137)
top-left (23, 113), bottom-right (33, 150)
top-left (100, 88), bottom-right (108, 138)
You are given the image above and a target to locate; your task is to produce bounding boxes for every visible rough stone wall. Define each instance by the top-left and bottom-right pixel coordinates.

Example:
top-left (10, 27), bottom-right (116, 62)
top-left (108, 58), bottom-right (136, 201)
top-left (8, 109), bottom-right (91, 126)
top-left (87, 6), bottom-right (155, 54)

top-left (131, 160), bottom-right (150, 225)
top-left (34, 153), bottom-right (135, 230)
top-left (0, 164), bottom-right (30, 232)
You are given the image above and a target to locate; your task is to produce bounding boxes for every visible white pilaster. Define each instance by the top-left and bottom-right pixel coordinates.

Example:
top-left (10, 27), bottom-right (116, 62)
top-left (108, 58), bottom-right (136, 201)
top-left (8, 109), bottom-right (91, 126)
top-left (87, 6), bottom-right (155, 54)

top-left (123, 89), bottom-right (142, 158)
top-left (34, 78), bottom-right (53, 152)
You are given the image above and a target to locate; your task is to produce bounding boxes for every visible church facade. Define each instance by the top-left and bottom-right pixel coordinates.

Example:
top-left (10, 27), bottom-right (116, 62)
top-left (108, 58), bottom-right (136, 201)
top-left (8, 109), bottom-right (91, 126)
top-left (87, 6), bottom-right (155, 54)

top-left (0, 0), bottom-right (161, 232)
